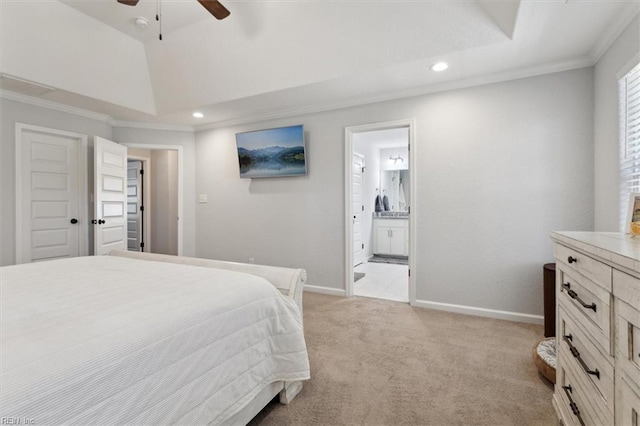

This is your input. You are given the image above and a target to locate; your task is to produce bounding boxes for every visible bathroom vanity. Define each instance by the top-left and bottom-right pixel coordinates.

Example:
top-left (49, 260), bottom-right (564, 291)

top-left (373, 215), bottom-right (408, 256)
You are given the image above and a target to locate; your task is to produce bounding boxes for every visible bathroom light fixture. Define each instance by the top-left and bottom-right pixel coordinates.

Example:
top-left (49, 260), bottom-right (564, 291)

top-left (430, 62), bottom-right (448, 72)
top-left (192, 112), bottom-right (204, 118)
top-left (389, 156), bottom-right (404, 164)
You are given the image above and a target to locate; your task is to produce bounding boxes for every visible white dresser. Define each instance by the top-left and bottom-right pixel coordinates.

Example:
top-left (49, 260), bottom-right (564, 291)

top-left (551, 232), bottom-right (640, 426)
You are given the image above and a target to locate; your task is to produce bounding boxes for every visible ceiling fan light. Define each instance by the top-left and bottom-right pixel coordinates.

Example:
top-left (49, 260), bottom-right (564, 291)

top-left (193, 112), bottom-right (204, 118)
top-left (134, 17), bottom-right (149, 29)
top-left (430, 62), bottom-right (448, 72)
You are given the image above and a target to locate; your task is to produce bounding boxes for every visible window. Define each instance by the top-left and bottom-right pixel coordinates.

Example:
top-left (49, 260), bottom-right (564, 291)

top-left (619, 62), bottom-right (640, 230)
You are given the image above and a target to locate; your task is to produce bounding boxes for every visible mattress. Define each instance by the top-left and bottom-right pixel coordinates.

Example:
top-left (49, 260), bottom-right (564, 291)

top-left (0, 256), bottom-right (310, 425)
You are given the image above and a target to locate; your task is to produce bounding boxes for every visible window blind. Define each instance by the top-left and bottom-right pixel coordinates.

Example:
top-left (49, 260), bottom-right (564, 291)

top-left (619, 62), bottom-right (640, 230)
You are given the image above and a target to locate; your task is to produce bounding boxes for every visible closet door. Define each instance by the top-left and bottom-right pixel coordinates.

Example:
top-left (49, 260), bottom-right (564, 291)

top-left (16, 123), bottom-right (88, 263)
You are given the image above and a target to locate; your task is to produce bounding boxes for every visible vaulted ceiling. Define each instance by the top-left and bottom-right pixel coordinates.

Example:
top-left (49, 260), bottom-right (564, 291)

top-left (0, 0), bottom-right (638, 128)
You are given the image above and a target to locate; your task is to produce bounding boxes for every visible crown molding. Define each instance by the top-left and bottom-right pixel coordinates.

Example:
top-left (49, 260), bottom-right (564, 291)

top-left (195, 56), bottom-right (594, 131)
top-left (590, 3), bottom-right (640, 64)
top-left (3, 55), bottom-right (595, 134)
top-left (108, 119), bottom-right (194, 133)
top-left (0, 89), bottom-right (112, 123)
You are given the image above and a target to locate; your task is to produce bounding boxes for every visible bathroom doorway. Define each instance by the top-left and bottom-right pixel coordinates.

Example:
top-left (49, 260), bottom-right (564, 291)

top-left (345, 119), bottom-right (416, 304)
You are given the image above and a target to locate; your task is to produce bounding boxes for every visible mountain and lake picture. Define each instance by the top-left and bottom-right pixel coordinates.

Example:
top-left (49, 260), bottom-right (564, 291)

top-left (235, 125), bottom-right (307, 178)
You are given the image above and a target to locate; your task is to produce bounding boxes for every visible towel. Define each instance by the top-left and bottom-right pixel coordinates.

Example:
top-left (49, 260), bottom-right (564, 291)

top-left (398, 182), bottom-right (406, 210)
top-left (375, 195), bottom-right (384, 212)
top-left (383, 195), bottom-right (389, 211)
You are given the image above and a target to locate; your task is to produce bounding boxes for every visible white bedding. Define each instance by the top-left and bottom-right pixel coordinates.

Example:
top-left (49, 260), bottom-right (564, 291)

top-left (0, 256), bottom-right (310, 425)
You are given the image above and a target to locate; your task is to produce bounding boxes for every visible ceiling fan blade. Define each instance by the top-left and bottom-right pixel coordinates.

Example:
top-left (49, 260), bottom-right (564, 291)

top-left (117, 0), bottom-right (140, 5)
top-left (198, 0), bottom-right (230, 20)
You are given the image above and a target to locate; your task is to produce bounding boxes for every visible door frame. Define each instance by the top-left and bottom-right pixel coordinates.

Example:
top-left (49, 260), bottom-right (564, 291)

top-left (344, 118), bottom-right (417, 304)
top-left (127, 155), bottom-right (151, 252)
top-left (121, 143), bottom-right (184, 256)
top-left (15, 123), bottom-right (89, 264)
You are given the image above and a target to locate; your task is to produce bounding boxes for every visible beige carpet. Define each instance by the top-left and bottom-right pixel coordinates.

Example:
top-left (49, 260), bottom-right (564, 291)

top-left (249, 293), bottom-right (557, 426)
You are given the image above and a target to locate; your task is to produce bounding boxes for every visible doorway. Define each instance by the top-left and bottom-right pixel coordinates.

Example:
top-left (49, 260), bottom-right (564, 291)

top-left (345, 119), bottom-right (416, 305)
top-left (123, 144), bottom-right (183, 256)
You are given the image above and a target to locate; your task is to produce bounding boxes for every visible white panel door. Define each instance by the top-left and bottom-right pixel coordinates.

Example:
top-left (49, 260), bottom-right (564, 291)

top-left (16, 125), bottom-right (86, 263)
top-left (94, 137), bottom-right (127, 255)
top-left (127, 160), bottom-right (142, 251)
top-left (353, 154), bottom-right (365, 266)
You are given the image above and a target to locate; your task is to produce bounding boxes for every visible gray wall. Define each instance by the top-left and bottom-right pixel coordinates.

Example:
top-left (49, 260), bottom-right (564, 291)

top-left (594, 15), bottom-right (640, 232)
top-left (0, 98), bottom-right (111, 266)
top-left (150, 150), bottom-right (179, 255)
top-left (195, 67), bottom-right (595, 317)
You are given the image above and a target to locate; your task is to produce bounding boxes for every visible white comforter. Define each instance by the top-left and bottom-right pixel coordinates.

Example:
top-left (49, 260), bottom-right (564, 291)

top-left (0, 256), bottom-right (310, 425)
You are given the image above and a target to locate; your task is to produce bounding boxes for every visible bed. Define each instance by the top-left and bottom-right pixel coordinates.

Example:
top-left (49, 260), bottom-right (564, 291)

top-left (0, 250), bottom-right (310, 425)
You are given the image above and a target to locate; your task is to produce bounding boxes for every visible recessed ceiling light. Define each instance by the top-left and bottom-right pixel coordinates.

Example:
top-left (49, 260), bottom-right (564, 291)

top-left (192, 112), bottom-right (204, 118)
top-left (430, 62), bottom-right (448, 72)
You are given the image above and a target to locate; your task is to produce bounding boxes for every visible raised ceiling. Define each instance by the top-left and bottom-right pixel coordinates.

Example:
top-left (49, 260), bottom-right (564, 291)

top-left (1, 0), bottom-right (638, 128)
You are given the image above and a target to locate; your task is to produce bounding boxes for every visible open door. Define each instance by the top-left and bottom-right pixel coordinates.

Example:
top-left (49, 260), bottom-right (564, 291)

top-left (94, 137), bottom-right (128, 255)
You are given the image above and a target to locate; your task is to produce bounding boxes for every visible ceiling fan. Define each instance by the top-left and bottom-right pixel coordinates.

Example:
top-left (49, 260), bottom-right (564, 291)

top-left (117, 0), bottom-right (230, 21)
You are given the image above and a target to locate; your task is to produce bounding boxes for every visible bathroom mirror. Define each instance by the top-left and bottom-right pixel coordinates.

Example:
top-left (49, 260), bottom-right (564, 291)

top-left (380, 169), bottom-right (409, 211)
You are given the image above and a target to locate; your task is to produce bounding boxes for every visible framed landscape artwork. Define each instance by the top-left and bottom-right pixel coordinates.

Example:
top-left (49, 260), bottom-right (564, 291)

top-left (235, 124), bottom-right (307, 178)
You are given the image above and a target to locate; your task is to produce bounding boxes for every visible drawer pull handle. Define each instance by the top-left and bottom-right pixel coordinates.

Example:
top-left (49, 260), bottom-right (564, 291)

top-left (563, 335), bottom-right (600, 379)
top-left (567, 256), bottom-right (577, 264)
top-left (561, 283), bottom-right (597, 312)
top-left (562, 385), bottom-right (586, 426)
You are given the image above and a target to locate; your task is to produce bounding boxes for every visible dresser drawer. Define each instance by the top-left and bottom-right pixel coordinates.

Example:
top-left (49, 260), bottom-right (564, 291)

top-left (555, 243), bottom-right (612, 292)
top-left (558, 307), bottom-right (614, 414)
top-left (614, 269), bottom-right (640, 312)
top-left (557, 361), bottom-right (613, 426)
top-left (617, 299), bottom-right (640, 389)
top-left (558, 266), bottom-right (613, 354)
top-left (618, 373), bottom-right (640, 426)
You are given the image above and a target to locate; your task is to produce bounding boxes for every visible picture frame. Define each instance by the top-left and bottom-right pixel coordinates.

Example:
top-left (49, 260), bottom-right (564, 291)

top-left (626, 192), bottom-right (640, 234)
top-left (235, 124), bottom-right (307, 178)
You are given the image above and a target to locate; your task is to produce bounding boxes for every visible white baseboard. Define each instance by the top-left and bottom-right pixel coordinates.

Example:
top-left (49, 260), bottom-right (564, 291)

top-left (412, 299), bottom-right (544, 325)
top-left (304, 284), bottom-right (346, 297)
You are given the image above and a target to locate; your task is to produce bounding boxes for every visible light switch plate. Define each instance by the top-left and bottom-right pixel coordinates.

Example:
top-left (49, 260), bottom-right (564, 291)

top-left (198, 194), bottom-right (208, 203)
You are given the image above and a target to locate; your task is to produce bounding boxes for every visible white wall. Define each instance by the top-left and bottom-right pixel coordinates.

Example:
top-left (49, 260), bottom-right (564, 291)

top-left (0, 98), bottom-right (112, 266)
top-left (594, 14), bottom-right (640, 231)
top-left (195, 67), bottom-right (594, 317)
top-left (112, 127), bottom-right (197, 256)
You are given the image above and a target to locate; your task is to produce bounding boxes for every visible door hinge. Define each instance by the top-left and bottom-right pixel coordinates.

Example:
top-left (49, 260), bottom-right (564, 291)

top-left (362, 243), bottom-right (364, 249)
top-left (140, 206), bottom-right (144, 212)
top-left (362, 205), bottom-right (364, 211)
top-left (140, 242), bottom-right (145, 249)
top-left (408, 269), bottom-right (411, 277)
top-left (408, 206), bottom-right (410, 214)
top-left (362, 166), bottom-right (365, 173)
top-left (408, 143), bottom-right (410, 152)
top-left (140, 169), bottom-right (144, 175)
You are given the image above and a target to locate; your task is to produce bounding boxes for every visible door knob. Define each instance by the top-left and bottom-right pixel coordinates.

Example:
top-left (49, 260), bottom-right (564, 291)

top-left (70, 218), bottom-right (78, 224)
top-left (98, 219), bottom-right (106, 225)
top-left (91, 219), bottom-right (97, 224)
